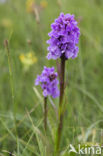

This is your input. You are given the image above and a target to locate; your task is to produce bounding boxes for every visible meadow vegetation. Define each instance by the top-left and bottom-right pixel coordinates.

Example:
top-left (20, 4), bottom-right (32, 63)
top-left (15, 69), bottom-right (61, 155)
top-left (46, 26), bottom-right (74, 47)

top-left (0, 0), bottom-right (103, 155)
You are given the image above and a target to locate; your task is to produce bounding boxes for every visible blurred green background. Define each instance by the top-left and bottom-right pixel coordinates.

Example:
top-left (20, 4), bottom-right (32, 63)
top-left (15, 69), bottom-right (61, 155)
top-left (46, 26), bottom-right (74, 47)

top-left (0, 0), bottom-right (103, 155)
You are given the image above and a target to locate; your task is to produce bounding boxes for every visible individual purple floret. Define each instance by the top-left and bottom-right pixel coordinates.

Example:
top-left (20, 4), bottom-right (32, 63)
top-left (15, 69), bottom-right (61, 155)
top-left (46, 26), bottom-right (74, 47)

top-left (47, 13), bottom-right (80, 60)
top-left (35, 66), bottom-right (59, 98)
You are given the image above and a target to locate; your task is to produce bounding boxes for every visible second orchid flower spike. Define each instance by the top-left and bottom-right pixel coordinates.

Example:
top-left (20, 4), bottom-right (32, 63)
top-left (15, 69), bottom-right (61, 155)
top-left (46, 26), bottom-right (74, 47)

top-left (35, 66), bottom-right (59, 131)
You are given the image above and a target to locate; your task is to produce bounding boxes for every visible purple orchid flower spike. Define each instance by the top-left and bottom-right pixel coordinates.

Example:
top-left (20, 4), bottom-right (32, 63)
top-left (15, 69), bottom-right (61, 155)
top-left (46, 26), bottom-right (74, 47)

top-left (35, 66), bottom-right (60, 131)
top-left (35, 66), bottom-right (60, 98)
top-left (47, 12), bottom-right (80, 60)
top-left (46, 12), bottom-right (80, 153)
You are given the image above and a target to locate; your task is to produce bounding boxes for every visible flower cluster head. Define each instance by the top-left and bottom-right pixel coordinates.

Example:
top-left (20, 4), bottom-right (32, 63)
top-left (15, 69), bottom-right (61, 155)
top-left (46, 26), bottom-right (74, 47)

top-left (35, 66), bottom-right (59, 98)
top-left (47, 13), bottom-right (80, 60)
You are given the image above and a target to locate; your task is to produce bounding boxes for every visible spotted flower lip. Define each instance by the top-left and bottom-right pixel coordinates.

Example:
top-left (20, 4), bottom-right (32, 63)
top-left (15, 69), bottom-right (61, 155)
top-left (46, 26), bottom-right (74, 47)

top-left (47, 13), bottom-right (80, 60)
top-left (35, 66), bottom-right (60, 98)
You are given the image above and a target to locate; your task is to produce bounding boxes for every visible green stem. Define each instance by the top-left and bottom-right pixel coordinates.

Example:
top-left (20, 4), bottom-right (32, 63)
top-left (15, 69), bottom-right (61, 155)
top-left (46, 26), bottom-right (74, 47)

top-left (56, 56), bottom-right (65, 154)
top-left (59, 56), bottom-right (65, 106)
top-left (4, 40), bottom-right (18, 146)
top-left (44, 97), bottom-right (48, 131)
top-left (4, 40), bottom-right (14, 106)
